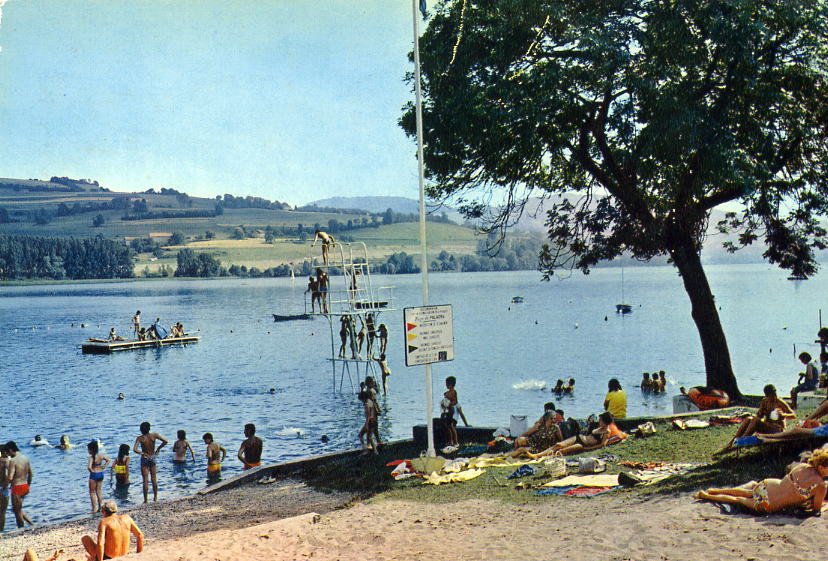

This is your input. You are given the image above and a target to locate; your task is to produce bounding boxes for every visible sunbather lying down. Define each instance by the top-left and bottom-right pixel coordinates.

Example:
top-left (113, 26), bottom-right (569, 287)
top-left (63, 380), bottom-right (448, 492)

top-left (694, 450), bottom-right (828, 514)
top-left (528, 412), bottom-right (626, 458)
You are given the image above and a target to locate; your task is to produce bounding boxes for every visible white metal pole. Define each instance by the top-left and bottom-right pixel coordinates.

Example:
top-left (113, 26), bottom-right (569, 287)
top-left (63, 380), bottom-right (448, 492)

top-left (412, 0), bottom-right (435, 457)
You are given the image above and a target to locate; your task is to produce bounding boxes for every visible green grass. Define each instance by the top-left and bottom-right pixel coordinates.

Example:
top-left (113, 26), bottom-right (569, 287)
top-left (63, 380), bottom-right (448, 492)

top-left (298, 406), bottom-right (824, 506)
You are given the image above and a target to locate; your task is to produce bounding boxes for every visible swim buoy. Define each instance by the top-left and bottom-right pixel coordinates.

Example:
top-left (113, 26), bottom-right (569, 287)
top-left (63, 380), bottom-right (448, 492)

top-left (687, 387), bottom-right (730, 410)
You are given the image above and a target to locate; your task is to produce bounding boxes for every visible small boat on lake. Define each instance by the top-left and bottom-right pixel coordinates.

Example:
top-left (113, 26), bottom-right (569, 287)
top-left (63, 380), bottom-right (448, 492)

top-left (511, 296), bottom-right (525, 303)
top-left (82, 335), bottom-right (200, 354)
top-left (272, 313), bottom-right (312, 322)
top-left (616, 303), bottom-right (632, 314)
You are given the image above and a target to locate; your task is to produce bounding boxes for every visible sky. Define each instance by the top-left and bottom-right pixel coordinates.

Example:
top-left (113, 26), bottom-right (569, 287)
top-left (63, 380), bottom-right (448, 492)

top-left (0, 1), bottom-right (424, 205)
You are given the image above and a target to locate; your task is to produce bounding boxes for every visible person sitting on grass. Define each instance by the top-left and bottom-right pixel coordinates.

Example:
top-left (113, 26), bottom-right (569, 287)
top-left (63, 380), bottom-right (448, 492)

top-left (715, 384), bottom-right (796, 454)
top-left (509, 402), bottom-right (563, 458)
top-left (694, 449), bottom-right (828, 514)
top-left (528, 411), bottom-right (624, 458)
top-left (791, 352), bottom-right (818, 409)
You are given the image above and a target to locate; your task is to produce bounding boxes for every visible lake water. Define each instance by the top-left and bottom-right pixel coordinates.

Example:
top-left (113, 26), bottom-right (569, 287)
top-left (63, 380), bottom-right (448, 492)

top-left (1, 264), bottom-right (824, 525)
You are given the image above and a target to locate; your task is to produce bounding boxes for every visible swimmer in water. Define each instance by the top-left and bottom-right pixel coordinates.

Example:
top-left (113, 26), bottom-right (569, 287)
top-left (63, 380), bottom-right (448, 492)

top-left (30, 435), bottom-right (49, 447)
top-left (117, 393), bottom-right (125, 400)
top-left (56, 435), bottom-right (73, 450)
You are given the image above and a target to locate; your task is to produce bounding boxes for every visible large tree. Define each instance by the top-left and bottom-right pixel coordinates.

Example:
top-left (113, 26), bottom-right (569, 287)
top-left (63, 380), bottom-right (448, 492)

top-left (402, 0), bottom-right (828, 398)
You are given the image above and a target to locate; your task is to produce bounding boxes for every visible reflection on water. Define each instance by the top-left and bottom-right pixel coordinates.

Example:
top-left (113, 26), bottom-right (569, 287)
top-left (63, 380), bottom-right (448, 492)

top-left (0, 265), bottom-right (822, 524)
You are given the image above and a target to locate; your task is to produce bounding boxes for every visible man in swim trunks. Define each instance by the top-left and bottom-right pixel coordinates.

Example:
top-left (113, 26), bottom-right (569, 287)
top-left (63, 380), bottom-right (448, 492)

top-left (81, 500), bottom-right (144, 560)
top-left (311, 229), bottom-right (336, 266)
top-left (0, 444), bottom-right (9, 531)
top-left (131, 310), bottom-right (141, 339)
top-left (6, 441), bottom-right (34, 528)
top-left (237, 423), bottom-right (263, 470)
top-left (133, 422), bottom-right (168, 503)
top-left (203, 433), bottom-right (227, 480)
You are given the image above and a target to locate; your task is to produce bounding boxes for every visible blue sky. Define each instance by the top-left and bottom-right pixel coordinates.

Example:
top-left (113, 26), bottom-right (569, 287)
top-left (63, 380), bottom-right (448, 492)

top-left (0, 1), bottom-right (423, 205)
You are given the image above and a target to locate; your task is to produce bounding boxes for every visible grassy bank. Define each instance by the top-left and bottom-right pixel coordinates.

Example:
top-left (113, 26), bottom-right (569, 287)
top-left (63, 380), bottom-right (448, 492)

top-left (300, 406), bottom-right (824, 505)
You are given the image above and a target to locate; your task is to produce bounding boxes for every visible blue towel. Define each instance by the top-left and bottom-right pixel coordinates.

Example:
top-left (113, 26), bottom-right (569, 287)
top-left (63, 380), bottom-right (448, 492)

top-left (507, 464), bottom-right (536, 479)
top-left (814, 424), bottom-right (828, 437)
top-left (536, 486), bottom-right (578, 496)
top-left (734, 436), bottom-right (760, 446)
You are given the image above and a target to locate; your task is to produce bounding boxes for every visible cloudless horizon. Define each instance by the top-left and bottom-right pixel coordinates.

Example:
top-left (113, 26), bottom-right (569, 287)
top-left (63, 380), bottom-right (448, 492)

top-left (0, 1), bottom-right (425, 206)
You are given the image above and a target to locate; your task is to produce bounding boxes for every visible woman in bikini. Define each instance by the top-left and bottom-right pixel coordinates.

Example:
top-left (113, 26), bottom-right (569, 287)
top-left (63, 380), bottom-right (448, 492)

top-left (87, 440), bottom-right (110, 513)
top-left (529, 411), bottom-right (615, 458)
top-left (695, 449), bottom-right (828, 514)
top-left (111, 444), bottom-right (130, 486)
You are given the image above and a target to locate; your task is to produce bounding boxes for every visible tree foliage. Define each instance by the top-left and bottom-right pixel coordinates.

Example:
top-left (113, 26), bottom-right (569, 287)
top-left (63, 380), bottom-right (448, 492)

top-left (402, 0), bottom-right (828, 396)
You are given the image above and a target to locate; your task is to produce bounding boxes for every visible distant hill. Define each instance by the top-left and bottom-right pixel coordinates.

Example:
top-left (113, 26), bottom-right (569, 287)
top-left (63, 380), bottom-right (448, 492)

top-left (306, 196), bottom-right (461, 219)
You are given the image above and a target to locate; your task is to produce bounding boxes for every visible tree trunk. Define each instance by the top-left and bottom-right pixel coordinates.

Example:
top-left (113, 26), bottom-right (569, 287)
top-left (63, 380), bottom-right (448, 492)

top-left (669, 245), bottom-right (742, 399)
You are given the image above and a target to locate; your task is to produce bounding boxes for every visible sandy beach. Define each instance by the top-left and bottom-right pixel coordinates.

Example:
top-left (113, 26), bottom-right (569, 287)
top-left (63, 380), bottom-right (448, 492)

top-left (4, 476), bottom-right (824, 561)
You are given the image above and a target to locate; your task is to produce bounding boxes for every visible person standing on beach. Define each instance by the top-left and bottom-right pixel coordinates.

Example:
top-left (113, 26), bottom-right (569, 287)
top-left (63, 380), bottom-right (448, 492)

top-left (203, 433), bottom-right (227, 480)
top-left (80, 500), bottom-right (144, 560)
top-left (237, 423), bottom-right (263, 470)
top-left (87, 440), bottom-right (110, 513)
top-left (131, 310), bottom-right (141, 339)
top-left (172, 430), bottom-right (196, 463)
top-left (0, 444), bottom-right (10, 531)
top-left (133, 422), bottom-right (168, 503)
top-left (311, 229), bottom-right (336, 266)
top-left (6, 441), bottom-right (34, 528)
top-left (440, 376), bottom-right (459, 451)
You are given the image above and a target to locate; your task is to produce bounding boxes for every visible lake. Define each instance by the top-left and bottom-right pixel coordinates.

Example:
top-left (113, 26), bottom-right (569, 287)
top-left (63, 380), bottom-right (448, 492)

top-left (1, 264), bottom-right (823, 525)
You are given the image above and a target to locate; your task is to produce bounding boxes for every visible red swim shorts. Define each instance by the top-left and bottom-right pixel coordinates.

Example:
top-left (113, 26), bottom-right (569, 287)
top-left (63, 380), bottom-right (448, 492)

top-left (12, 484), bottom-right (29, 496)
top-left (243, 462), bottom-right (261, 470)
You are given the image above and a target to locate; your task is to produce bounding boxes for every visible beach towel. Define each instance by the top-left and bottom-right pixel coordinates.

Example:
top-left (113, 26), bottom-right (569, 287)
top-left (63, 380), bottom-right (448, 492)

top-left (423, 468), bottom-right (485, 485)
top-left (541, 474), bottom-right (620, 487)
top-left (536, 486), bottom-right (578, 496)
top-left (507, 464), bottom-right (536, 479)
top-left (565, 486), bottom-right (615, 496)
top-left (735, 436), bottom-right (761, 447)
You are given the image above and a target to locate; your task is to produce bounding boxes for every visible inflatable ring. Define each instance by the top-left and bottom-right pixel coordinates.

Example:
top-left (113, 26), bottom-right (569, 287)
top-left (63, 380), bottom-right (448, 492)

top-left (688, 387), bottom-right (730, 410)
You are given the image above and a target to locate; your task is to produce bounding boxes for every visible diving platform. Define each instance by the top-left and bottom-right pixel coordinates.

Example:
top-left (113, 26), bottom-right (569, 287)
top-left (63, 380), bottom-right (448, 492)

top-left (82, 336), bottom-right (200, 354)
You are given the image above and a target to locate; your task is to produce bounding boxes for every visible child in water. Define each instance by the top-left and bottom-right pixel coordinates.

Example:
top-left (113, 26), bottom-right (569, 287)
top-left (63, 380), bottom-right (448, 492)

top-left (111, 444), bottom-right (131, 486)
top-left (87, 440), bottom-right (110, 513)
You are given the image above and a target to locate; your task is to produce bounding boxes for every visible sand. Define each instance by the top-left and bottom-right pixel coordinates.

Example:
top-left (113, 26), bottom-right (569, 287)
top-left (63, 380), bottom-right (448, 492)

top-left (4, 479), bottom-right (825, 561)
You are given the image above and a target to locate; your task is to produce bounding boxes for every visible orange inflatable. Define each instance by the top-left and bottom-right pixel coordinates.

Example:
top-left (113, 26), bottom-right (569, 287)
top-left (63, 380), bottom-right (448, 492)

top-left (688, 387), bottom-right (730, 410)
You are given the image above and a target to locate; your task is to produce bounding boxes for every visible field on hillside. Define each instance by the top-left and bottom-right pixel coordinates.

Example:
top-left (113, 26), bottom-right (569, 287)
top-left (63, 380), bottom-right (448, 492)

top-left (134, 222), bottom-right (480, 274)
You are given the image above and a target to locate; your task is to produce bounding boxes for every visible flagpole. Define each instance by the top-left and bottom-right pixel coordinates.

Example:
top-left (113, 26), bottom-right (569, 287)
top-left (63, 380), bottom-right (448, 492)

top-left (412, 0), bottom-right (435, 457)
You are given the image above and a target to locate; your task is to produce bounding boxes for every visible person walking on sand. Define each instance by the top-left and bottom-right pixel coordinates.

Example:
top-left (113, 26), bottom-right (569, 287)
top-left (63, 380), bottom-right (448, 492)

top-left (131, 310), bottom-right (141, 339)
top-left (80, 500), bottom-right (144, 560)
top-left (238, 423), bottom-right (263, 470)
top-left (203, 433), bottom-right (227, 480)
top-left (172, 430), bottom-right (196, 463)
top-left (133, 422), bottom-right (168, 503)
top-left (311, 229), bottom-right (336, 266)
top-left (6, 441), bottom-right (34, 528)
top-left (87, 440), bottom-right (110, 513)
top-left (0, 444), bottom-right (10, 531)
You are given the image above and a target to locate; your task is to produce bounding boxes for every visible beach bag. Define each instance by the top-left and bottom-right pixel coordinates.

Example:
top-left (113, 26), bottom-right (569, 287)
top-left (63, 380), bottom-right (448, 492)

top-left (577, 457), bottom-right (606, 474)
top-left (540, 457), bottom-right (567, 479)
top-left (510, 415), bottom-right (528, 437)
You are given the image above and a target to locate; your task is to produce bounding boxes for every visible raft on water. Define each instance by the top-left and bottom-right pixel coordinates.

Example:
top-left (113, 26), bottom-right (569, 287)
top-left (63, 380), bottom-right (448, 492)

top-left (82, 336), bottom-right (200, 354)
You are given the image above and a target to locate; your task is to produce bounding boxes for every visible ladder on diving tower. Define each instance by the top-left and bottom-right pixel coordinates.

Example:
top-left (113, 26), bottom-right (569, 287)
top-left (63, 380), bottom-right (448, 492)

top-left (304, 242), bottom-right (395, 392)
